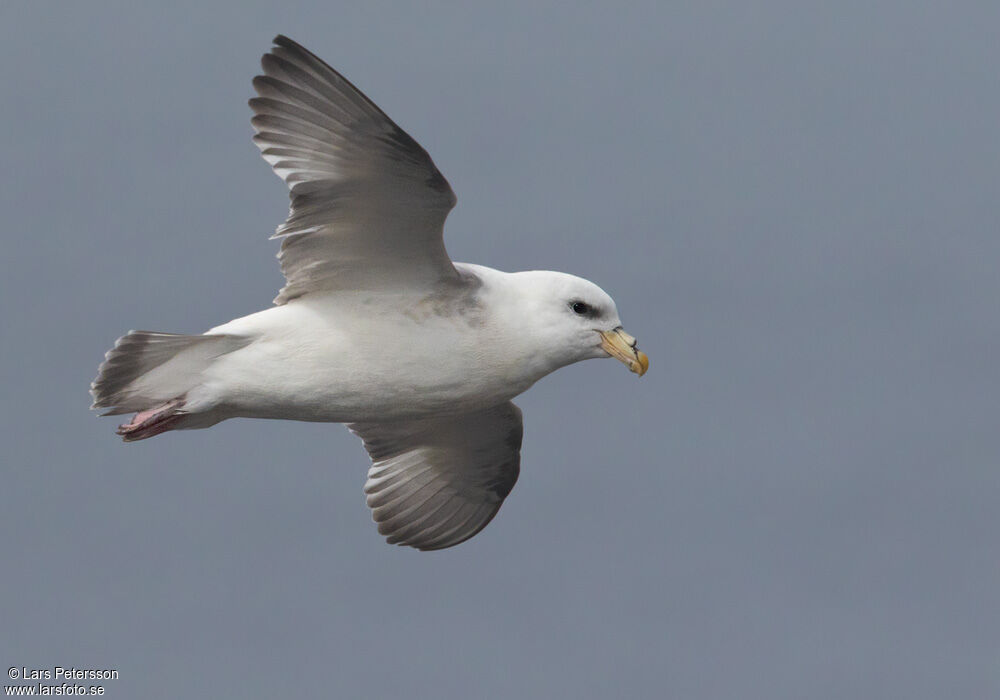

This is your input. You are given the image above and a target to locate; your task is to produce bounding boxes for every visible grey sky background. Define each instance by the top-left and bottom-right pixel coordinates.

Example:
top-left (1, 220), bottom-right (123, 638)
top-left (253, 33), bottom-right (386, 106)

top-left (2, 2), bottom-right (998, 698)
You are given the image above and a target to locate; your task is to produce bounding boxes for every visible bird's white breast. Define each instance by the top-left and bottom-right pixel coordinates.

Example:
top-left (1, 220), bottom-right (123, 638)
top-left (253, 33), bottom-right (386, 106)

top-left (199, 277), bottom-right (542, 423)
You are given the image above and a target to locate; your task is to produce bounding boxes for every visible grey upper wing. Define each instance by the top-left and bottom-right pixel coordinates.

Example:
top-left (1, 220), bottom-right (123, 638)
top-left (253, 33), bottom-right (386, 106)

top-left (251, 35), bottom-right (459, 303)
top-left (348, 403), bottom-right (523, 551)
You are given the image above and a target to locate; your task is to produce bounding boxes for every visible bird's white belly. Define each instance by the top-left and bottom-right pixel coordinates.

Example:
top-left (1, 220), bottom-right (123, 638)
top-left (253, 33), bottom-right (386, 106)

top-left (200, 295), bottom-right (537, 423)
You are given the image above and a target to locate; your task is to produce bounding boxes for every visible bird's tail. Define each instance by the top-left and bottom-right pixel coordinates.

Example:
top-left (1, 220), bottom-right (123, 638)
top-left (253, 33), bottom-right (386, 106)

top-left (90, 330), bottom-right (250, 441)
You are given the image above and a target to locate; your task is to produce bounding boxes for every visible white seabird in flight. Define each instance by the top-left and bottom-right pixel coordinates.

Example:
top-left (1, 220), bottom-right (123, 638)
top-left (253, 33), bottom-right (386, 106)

top-left (91, 35), bottom-right (649, 550)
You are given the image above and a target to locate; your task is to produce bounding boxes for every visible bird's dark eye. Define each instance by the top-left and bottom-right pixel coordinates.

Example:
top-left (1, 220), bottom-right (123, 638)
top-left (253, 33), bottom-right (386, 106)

top-left (571, 301), bottom-right (591, 315)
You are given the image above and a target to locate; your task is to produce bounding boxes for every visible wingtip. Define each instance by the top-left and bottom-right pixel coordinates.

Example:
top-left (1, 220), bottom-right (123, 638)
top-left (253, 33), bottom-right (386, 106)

top-left (263, 35), bottom-right (295, 68)
top-left (270, 34), bottom-right (322, 63)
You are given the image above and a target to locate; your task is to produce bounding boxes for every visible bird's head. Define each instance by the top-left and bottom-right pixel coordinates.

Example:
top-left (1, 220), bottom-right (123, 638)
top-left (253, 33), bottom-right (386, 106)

top-left (500, 270), bottom-right (649, 377)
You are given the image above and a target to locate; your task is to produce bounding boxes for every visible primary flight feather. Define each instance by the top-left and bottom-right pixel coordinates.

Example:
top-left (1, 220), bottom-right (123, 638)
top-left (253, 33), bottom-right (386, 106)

top-left (91, 35), bottom-right (648, 551)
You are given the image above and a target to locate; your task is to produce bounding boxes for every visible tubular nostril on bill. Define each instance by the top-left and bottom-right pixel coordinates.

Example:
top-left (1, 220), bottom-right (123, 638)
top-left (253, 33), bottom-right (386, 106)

top-left (616, 328), bottom-right (637, 348)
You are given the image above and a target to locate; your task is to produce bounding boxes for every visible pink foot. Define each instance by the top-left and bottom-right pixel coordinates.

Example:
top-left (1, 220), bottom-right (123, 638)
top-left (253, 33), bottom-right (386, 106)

top-left (117, 398), bottom-right (186, 442)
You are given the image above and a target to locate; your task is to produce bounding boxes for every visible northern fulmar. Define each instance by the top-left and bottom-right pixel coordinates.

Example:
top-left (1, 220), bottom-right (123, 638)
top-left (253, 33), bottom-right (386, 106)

top-left (91, 35), bottom-right (649, 550)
